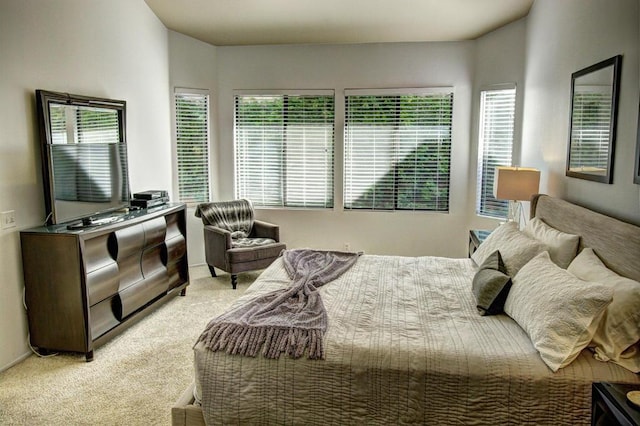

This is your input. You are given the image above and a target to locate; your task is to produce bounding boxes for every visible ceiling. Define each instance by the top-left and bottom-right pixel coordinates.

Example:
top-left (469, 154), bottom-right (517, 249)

top-left (144, 0), bottom-right (534, 46)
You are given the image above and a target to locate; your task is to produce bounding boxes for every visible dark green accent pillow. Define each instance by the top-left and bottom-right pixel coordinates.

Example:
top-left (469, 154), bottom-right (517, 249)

top-left (472, 250), bottom-right (512, 316)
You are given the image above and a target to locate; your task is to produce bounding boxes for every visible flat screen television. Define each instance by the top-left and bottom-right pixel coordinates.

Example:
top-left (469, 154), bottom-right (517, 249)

top-left (35, 89), bottom-right (130, 226)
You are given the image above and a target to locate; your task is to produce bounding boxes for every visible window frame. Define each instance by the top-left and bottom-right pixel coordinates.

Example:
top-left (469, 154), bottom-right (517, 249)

top-left (475, 85), bottom-right (517, 219)
top-left (343, 87), bottom-right (454, 213)
top-left (173, 87), bottom-right (211, 205)
top-left (233, 89), bottom-right (336, 209)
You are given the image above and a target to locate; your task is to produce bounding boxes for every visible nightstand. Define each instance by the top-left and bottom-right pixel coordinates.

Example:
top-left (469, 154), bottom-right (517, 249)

top-left (469, 229), bottom-right (491, 257)
top-left (592, 382), bottom-right (640, 426)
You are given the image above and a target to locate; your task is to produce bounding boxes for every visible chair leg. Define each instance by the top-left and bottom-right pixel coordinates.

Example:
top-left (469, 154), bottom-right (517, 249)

top-left (208, 265), bottom-right (217, 277)
top-left (231, 274), bottom-right (238, 290)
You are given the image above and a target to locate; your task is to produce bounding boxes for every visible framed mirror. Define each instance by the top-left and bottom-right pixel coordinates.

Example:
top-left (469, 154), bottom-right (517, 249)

top-left (36, 90), bottom-right (130, 225)
top-left (635, 99), bottom-right (640, 184)
top-left (566, 55), bottom-right (622, 184)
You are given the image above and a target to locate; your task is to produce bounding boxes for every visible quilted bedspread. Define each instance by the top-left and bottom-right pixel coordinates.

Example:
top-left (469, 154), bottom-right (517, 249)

top-left (194, 255), bottom-right (639, 425)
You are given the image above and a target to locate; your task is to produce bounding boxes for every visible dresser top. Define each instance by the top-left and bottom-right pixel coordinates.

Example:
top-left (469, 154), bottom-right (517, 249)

top-left (22, 203), bottom-right (185, 236)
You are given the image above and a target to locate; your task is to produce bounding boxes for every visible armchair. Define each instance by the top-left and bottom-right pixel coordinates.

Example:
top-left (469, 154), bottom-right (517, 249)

top-left (195, 199), bottom-right (286, 289)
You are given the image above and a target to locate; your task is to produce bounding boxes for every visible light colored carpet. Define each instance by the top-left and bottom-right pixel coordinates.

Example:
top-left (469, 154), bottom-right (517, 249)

top-left (0, 266), bottom-right (258, 426)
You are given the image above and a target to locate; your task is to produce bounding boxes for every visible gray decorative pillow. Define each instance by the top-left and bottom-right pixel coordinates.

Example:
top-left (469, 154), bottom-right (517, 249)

top-left (472, 250), bottom-right (512, 316)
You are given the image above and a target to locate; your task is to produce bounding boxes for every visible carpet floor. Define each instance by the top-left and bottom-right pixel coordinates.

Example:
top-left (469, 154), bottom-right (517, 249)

top-left (0, 265), bottom-right (258, 426)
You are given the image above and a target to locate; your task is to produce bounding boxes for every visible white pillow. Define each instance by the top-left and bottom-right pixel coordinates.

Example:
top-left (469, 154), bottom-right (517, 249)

top-left (471, 222), bottom-right (547, 277)
top-left (504, 251), bottom-right (613, 372)
top-left (523, 217), bottom-right (580, 268)
top-left (567, 248), bottom-right (640, 372)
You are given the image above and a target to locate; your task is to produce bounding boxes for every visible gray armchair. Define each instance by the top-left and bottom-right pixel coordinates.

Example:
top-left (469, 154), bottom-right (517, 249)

top-left (195, 199), bottom-right (286, 289)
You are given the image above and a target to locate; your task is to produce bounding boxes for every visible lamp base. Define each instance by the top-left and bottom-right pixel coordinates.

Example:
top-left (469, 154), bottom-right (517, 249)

top-left (507, 200), bottom-right (523, 229)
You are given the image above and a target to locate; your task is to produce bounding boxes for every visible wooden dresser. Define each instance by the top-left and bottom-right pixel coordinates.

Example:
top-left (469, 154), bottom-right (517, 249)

top-left (20, 203), bottom-right (189, 361)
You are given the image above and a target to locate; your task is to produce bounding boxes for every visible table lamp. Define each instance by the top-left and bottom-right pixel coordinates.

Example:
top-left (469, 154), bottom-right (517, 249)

top-left (493, 166), bottom-right (541, 228)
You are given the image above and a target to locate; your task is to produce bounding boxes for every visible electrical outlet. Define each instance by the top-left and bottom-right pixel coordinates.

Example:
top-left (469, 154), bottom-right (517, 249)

top-left (1, 210), bottom-right (16, 229)
top-left (344, 242), bottom-right (351, 251)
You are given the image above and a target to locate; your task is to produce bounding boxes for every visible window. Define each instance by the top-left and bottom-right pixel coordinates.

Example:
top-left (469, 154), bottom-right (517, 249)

top-left (476, 87), bottom-right (516, 218)
top-left (343, 88), bottom-right (453, 212)
top-left (175, 88), bottom-right (210, 204)
top-left (234, 91), bottom-right (335, 208)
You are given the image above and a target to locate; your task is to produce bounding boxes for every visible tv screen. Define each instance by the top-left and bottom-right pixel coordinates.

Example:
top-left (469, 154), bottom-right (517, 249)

top-left (49, 143), bottom-right (129, 224)
top-left (36, 90), bottom-right (130, 225)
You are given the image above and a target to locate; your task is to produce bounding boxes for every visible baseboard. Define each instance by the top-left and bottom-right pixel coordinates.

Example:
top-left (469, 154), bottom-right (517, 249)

top-left (1, 350), bottom-right (31, 373)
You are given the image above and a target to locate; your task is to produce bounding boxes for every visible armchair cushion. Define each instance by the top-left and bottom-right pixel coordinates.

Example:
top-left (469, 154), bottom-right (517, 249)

top-left (232, 237), bottom-right (276, 248)
top-left (227, 243), bottom-right (286, 264)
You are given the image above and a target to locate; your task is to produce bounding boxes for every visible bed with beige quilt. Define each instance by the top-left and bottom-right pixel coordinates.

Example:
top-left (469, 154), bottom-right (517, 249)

top-left (172, 195), bottom-right (640, 425)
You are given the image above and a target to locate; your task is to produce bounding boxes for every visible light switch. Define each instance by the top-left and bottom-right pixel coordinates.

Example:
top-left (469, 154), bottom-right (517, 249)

top-left (1, 210), bottom-right (16, 229)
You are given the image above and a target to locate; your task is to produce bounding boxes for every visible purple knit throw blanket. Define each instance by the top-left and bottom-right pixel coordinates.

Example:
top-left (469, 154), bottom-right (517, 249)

top-left (197, 249), bottom-right (360, 360)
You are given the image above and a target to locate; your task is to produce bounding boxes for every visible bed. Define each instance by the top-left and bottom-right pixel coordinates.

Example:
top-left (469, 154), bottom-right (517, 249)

top-left (172, 194), bottom-right (640, 425)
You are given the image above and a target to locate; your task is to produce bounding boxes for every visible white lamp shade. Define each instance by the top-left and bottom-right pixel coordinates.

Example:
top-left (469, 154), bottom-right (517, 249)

top-left (493, 167), bottom-right (541, 201)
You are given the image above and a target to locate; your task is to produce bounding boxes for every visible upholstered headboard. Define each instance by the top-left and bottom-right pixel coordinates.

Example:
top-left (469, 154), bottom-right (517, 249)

top-left (531, 194), bottom-right (640, 282)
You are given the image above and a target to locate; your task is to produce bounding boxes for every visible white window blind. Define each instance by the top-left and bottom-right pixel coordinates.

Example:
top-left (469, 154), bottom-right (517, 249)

top-left (50, 104), bottom-right (120, 144)
top-left (476, 87), bottom-right (516, 218)
top-left (49, 105), bottom-right (67, 144)
top-left (77, 108), bottom-right (120, 144)
top-left (234, 92), bottom-right (335, 208)
top-left (175, 89), bottom-right (210, 204)
top-left (568, 91), bottom-right (612, 172)
top-left (343, 89), bottom-right (453, 212)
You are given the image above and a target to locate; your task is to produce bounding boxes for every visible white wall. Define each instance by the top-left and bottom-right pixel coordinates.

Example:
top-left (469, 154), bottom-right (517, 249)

top-left (468, 18), bottom-right (528, 232)
top-left (167, 31), bottom-right (218, 266)
top-left (522, 0), bottom-right (640, 224)
top-left (215, 42), bottom-right (476, 258)
top-left (0, 0), bottom-right (172, 370)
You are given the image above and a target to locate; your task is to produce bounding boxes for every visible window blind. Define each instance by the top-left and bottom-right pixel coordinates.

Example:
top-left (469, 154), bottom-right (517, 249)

top-left (476, 87), bottom-right (516, 218)
top-left (77, 108), bottom-right (120, 144)
top-left (343, 89), bottom-right (453, 212)
top-left (49, 104), bottom-right (67, 144)
top-left (175, 90), bottom-right (210, 204)
top-left (50, 105), bottom-right (120, 144)
top-left (234, 92), bottom-right (335, 208)
top-left (568, 91), bottom-right (612, 172)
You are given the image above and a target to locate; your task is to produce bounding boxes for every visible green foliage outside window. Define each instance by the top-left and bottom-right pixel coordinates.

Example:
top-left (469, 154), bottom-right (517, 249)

top-left (235, 94), bottom-right (335, 208)
top-left (345, 92), bottom-right (453, 212)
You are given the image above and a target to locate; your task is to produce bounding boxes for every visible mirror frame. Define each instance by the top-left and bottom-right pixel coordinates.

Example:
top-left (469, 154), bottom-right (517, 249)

top-left (35, 89), bottom-right (128, 224)
top-left (566, 55), bottom-right (622, 184)
top-left (635, 98), bottom-right (640, 184)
